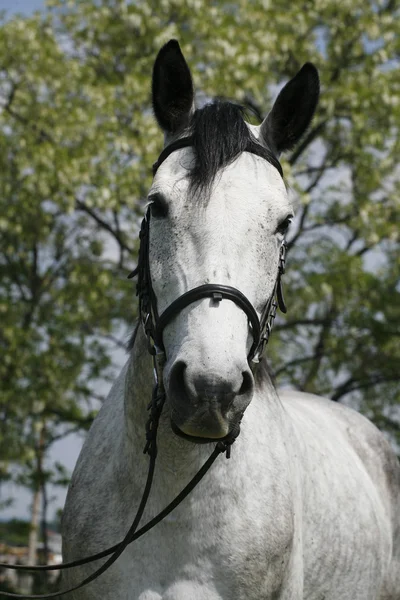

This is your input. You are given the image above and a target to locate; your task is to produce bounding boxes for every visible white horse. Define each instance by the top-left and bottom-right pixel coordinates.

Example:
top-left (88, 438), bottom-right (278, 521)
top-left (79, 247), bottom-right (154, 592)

top-left (62, 40), bottom-right (400, 600)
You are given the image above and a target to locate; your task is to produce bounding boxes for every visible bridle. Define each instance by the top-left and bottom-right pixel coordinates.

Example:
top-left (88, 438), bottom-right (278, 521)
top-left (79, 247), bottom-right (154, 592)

top-left (0, 136), bottom-right (287, 599)
top-left (132, 135), bottom-right (287, 367)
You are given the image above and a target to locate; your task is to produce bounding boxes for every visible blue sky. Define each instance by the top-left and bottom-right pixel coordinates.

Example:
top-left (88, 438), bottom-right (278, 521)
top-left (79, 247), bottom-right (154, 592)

top-left (1, 435), bottom-right (83, 520)
top-left (1, 0), bottom-right (46, 18)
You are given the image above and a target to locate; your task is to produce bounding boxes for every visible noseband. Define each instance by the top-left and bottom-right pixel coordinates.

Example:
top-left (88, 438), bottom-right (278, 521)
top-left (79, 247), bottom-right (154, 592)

top-left (129, 135), bottom-right (287, 366)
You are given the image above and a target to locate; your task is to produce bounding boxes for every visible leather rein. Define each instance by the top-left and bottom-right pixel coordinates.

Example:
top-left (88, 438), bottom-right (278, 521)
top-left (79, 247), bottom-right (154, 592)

top-left (0, 136), bottom-right (286, 598)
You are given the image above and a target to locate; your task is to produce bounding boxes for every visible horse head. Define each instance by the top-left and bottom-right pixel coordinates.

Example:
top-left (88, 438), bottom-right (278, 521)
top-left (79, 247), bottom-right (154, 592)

top-left (145, 40), bottom-right (319, 442)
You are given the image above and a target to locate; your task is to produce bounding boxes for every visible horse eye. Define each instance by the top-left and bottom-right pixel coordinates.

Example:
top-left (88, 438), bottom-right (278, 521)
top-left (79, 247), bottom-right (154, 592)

top-left (149, 193), bottom-right (168, 218)
top-left (276, 216), bottom-right (292, 236)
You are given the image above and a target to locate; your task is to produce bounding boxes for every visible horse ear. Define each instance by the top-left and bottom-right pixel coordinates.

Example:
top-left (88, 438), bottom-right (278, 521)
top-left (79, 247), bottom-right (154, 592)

top-left (152, 39), bottom-right (194, 135)
top-left (260, 63), bottom-right (320, 155)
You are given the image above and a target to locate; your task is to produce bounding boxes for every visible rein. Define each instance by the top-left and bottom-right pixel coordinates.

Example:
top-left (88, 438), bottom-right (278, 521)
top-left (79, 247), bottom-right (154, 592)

top-left (0, 137), bottom-right (286, 598)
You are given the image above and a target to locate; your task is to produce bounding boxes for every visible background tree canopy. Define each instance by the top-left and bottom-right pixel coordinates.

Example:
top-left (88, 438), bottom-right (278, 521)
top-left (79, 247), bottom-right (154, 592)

top-left (0, 0), bottom-right (399, 519)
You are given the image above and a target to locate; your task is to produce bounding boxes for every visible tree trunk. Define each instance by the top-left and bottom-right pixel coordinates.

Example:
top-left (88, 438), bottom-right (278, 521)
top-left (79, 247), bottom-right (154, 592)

top-left (26, 484), bottom-right (41, 593)
top-left (41, 475), bottom-right (49, 565)
top-left (26, 419), bottom-right (47, 593)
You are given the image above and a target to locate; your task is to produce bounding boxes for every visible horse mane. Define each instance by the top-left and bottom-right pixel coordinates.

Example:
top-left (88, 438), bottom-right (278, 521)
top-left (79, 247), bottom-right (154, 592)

top-left (188, 100), bottom-right (275, 192)
top-left (127, 320), bottom-right (139, 352)
top-left (253, 358), bottom-right (277, 389)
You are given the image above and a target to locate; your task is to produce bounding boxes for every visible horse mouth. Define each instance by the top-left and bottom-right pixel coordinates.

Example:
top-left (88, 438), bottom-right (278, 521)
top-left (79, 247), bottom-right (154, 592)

top-left (170, 419), bottom-right (240, 445)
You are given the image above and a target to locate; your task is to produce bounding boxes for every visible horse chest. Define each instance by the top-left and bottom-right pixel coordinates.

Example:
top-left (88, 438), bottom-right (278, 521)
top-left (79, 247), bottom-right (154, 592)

top-left (77, 500), bottom-right (295, 600)
top-left (64, 444), bottom-right (297, 600)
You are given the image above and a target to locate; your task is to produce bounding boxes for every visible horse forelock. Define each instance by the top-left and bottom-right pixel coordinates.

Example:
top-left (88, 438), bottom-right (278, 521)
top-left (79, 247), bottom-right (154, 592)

top-left (187, 100), bottom-right (279, 193)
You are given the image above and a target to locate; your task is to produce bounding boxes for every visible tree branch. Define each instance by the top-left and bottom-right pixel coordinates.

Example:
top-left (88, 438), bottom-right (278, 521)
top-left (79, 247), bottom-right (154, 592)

top-left (299, 306), bottom-right (336, 391)
top-left (331, 375), bottom-right (400, 402)
top-left (4, 99), bottom-right (53, 144)
top-left (274, 354), bottom-right (318, 378)
top-left (75, 199), bottom-right (134, 254)
top-left (287, 202), bottom-right (312, 251)
top-left (2, 252), bottom-right (28, 301)
top-left (274, 318), bottom-right (331, 332)
top-left (289, 120), bottom-right (328, 166)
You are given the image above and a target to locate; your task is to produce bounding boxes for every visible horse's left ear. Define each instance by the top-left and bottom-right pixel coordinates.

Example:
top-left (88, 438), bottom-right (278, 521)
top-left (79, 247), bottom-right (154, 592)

top-left (260, 63), bottom-right (320, 155)
top-left (152, 39), bottom-right (195, 136)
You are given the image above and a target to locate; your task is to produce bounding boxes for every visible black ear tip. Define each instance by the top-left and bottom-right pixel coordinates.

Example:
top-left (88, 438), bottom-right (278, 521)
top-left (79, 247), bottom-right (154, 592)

top-left (154, 39), bottom-right (184, 69)
top-left (300, 62), bottom-right (320, 87)
top-left (166, 39), bottom-right (180, 48)
top-left (158, 39), bottom-right (181, 56)
top-left (301, 61), bottom-right (318, 73)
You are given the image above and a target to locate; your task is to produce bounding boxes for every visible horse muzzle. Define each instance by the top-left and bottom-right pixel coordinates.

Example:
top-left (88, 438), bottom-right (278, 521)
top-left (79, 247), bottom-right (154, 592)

top-left (167, 359), bottom-right (254, 440)
top-left (171, 418), bottom-right (242, 445)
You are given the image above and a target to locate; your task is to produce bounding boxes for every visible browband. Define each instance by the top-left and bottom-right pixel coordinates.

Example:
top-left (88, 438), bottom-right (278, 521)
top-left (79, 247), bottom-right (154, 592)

top-left (152, 136), bottom-right (283, 178)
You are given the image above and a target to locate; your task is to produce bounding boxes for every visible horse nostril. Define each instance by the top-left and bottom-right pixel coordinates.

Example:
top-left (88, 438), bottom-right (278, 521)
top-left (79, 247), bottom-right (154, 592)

top-left (239, 371), bottom-right (253, 396)
top-left (168, 361), bottom-right (254, 410)
top-left (169, 360), bottom-right (188, 399)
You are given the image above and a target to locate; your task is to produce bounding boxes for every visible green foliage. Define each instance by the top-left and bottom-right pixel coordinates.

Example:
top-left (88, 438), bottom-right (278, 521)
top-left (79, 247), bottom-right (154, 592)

top-left (0, 0), bottom-right (399, 505)
top-left (0, 519), bottom-right (30, 546)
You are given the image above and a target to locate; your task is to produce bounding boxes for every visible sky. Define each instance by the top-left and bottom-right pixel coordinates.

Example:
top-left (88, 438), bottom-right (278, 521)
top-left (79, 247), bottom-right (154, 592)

top-left (1, 433), bottom-right (83, 520)
top-left (0, 0), bottom-right (45, 17)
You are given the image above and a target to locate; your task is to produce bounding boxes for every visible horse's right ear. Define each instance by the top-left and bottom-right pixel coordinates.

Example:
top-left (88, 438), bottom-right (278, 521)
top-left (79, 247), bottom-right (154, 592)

top-left (152, 40), bottom-right (194, 136)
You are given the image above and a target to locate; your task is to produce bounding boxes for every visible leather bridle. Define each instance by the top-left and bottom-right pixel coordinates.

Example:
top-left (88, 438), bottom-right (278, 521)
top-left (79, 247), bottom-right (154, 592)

top-left (0, 136), bottom-right (287, 599)
top-left (131, 135), bottom-right (287, 368)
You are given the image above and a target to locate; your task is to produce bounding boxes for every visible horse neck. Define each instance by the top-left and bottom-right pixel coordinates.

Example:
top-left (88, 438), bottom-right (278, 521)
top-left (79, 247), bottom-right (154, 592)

top-left (124, 323), bottom-right (153, 442)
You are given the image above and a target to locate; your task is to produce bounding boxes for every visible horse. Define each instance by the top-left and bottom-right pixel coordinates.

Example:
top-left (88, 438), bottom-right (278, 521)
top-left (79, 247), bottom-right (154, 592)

top-left (62, 40), bottom-right (400, 600)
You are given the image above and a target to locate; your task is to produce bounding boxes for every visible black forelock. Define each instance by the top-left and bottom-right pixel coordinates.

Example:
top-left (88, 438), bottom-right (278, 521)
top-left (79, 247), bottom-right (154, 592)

top-left (187, 101), bottom-right (279, 192)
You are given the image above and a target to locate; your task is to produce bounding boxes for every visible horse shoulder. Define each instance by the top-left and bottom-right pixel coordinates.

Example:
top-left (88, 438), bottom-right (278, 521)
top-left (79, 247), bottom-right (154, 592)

top-left (280, 390), bottom-right (399, 505)
top-left (62, 361), bottom-right (131, 559)
top-left (279, 390), bottom-right (400, 599)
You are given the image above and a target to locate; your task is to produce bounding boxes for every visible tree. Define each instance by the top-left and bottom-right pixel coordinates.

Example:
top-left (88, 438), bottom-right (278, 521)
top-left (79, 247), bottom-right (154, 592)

top-left (0, 5), bottom-right (135, 578)
top-left (0, 0), bottom-right (399, 526)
